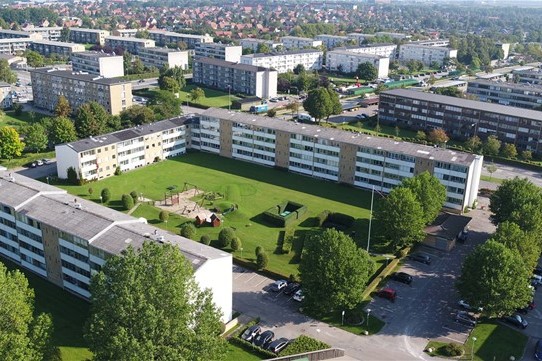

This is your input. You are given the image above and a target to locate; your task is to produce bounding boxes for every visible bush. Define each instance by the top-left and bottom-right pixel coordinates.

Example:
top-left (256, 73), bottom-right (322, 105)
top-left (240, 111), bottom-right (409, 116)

top-left (317, 210), bottom-right (331, 227)
top-left (278, 335), bottom-right (331, 357)
top-left (218, 227), bottom-right (236, 248)
top-left (256, 252), bottom-right (269, 270)
top-left (289, 273), bottom-right (301, 283)
top-left (101, 188), bottom-right (111, 203)
top-left (67, 166), bottom-right (78, 185)
top-left (121, 194), bottom-right (134, 210)
top-left (180, 223), bottom-right (196, 239)
top-left (441, 343), bottom-right (463, 357)
top-left (200, 234), bottom-right (211, 245)
top-left (229, 337), bottom-right (276, 359)
top-left (130, 191), bottom-right (138, 204)
top-left (159, 210), bottom-right (169, 222)
top-left (231, 237), bottom-right (242, 251)
top-left (328, 212), bottom-right (355, 227)
top-left (114, 166), bottom-right (122, 176)
top-left (255, 246), bottom-right (264, 257)
top-left (88, 187), bottom-right (93, 196)
top-left (13, 103), bottom-right (22, 116)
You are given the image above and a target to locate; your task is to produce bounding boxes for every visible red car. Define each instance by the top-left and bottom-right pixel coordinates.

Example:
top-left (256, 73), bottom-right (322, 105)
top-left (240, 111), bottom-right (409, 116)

top-left (376, 287), bottom-right (397, 302)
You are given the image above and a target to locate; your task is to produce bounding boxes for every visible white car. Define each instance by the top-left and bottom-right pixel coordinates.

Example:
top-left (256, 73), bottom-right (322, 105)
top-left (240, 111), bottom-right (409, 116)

top-left (293, 289), bottom-right (304, 302)
top-left (458, 299), bottom-right (483, 312)
top-left (271, 280), bottom-right (288, 292)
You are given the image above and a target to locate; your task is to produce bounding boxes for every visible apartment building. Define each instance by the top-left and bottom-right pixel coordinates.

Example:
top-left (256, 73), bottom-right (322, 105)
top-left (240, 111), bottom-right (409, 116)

top-left (0, 170), bottom-right (232, 322)
top-left (138, 47), bottom-right (189, 69)
top-left (326, 50), bottom-right (390, 78)
top-left (280, 36), bottom-right (322, 50)
top-left (193, 57), bottom-right (277, 99)
top-left (71, 51), bottom-right (124, 78)
top-left (30, 40), bottom-right (85, 57)
top-left (22, 27), bottom-right (63, 41)
top-left (398, 44), bottom-right (457, 66)
top-left (240, 49), bottom-right (323, 74)
top-left (0, 29), bottom-right (42, 40)
top-left (334, 43), bottom-right (398, 58)
top-left (513, 68), bottom-right (542, 85)
top-left (194, 43), bottom-right (242, 62)
top-left (413, 39), bottom-right (450, 47)
top-left (347, 33), bottom-right (376, 45)
top-left (112, 29), bottom-right (138, 38)
top-left (0, 38), bottom-right (33, 55)
top-left (466, 80), bottom-right (542, 110)
top-left (69, 28), bottom-right (110, 46)
top-left (104, 36), bottom-right (155, 55)
top-left (315, 34), bottom-right (350, 49)
top-left (0, 82), bottom-right (12, 109)
top-left (148, 30), bottom-right (213, 49)
top-left (239, 38), bottom-right (283, 52)
top-left (376, 32), bottom-right (410, 40)
top-left (30, 68), bottom-right (132, 115)
top-left (379, 88), bottom-right (542, 154)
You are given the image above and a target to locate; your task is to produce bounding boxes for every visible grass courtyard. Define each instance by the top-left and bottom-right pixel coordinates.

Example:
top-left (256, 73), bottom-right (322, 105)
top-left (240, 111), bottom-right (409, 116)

top-left (55, 152), bottom-right (378, 277)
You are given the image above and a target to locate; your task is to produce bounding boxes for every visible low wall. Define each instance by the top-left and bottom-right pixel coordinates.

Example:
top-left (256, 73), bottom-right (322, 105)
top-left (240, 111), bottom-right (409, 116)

top-left (269, 348), bottom-right (345, 361)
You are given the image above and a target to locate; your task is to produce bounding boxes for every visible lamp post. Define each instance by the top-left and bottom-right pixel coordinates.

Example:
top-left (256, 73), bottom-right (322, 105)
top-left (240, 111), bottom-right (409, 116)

top-left (366, 308), bottom-right (371, 331)
top-left (341, 310), bottom-right (345, 326)
top-left (99, 196), bottom-right (102, 204)
top-left (471, 337), bottom-right (477, 361)
top-left (386, 256), bottom-right (390, 266)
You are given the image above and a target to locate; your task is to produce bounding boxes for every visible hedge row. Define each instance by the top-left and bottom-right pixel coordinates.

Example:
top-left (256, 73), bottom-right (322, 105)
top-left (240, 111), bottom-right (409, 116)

top-left (230, 322), bottom-right (276, 359)
top-left (278, 335), bottom-right (331, 357)
top-left (317, 210), bottom-right (355, 228)
top-left (263, 202), bottom-right (308, 227)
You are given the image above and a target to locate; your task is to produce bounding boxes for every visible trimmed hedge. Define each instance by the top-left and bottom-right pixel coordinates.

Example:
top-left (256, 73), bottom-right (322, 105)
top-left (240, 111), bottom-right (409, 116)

top-left (317, 210), bottom-right (331, 227)
top-left (278, 335), bottom-right (330, 357)
top-left (328, 212), bottom-right (355, 227)
top-left (263, 201), bottom-right (308, 227)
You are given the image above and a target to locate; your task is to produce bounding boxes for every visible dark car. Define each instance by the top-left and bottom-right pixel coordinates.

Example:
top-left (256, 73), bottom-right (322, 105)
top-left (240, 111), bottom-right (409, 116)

top-left (517, 301), bottom-right (536, 315)
top-left (253, 330), bottom-right (274, 348)
top-left (503, 314), bottom-right (528, 329)
top-left (240, 325), bottom-right (261, 342)
top-left (283, 282), bottom-right (300, 296)
top-left (455, 311), bottom-right (477, 327)
top-left (535, 339), bottom-right (542, 361)
top-left (267, 337), bottom-right (289, 354)
top-left (457, 229), bottom-right (469, 243)
top-left (390, 272), bottom-right (413, 285)
top-left (409, 253), bottom-right (432, 265)
top-left (376, 287), bottom-right (397, 302)
top-left (534, 267), bottom-right (542, 276)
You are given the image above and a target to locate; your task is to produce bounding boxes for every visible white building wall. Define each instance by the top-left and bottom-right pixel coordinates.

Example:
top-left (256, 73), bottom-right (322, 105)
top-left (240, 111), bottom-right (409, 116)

top-left (98, 56), bottom-right (124, 78)
top-left (240, 51), bottom-right (323, 74)
top-left (55, 145), bottom-right (81, 179)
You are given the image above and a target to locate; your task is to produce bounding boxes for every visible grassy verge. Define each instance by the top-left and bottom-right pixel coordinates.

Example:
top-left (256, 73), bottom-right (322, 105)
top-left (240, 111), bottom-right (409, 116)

top-left (0, 110), bottom-right (47, 129)
top-left (224, 342), bottom-right (262, 361)
top-left (320, 307), bottom-right (385, 336)
top-left (180, 84), bottom-right (240, 109)
top-left (1, 150), bottom-right (56, 169)
top-left (480, 175), bottom-right (504, 184)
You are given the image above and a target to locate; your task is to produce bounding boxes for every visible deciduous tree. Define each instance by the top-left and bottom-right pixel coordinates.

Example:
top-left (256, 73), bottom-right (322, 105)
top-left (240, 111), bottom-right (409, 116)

top-left (401, 171), bottom-right (446, 225)
top-left (483, 135), bottom-right (501, 157)
top-left (189, 87), bottom-right (205, 104)
top-left (21, 124), bottom-right (47, 153)
top-left (490, 221), bottom-right (540, 271)
top-left (501, 143), bottom-right (518, 159)
top-left (303, 87), bottom-right (341, 123)
top-left (148, 90), bottom-right (182, 121)
top-left (0, 58), bottom-right (16, 83)
top-left (355, 62), bottom-right (378, 82)
top-left (75, 102), bottom-right (110, 138)
top-left (54, 95), bottom-right (71, 117)
top-left (120, 105), bottom-right (155, 127)
top-left (427, 128), bottom-right (449, 145)
top-left (465, 135), bottom-right (482, 152)
top-left (0, 126), bottom-right (24, 160)
top-left (46, 116), bottom-right (77, 146)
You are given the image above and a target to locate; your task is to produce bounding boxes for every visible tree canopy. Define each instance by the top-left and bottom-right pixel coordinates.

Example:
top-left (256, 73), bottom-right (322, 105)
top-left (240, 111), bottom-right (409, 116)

top-left (303, 87), bottom-right (342, 123)
top-left (401, 171), bottom-right (446, 225)
top-left (0, 126), bottom-right (24, 160)
top-left (148, 90), bottom-right (182, 120)
top-left (120, 105), bottom-right (156, 127)
top-left (45, 116), bottom-right (78, 146)
top-left (85, 241), bottom-right (226, 361)
top-left (21, 124), bottom-right (48, 153)
top-left (355, 62), bottom-right (378, 82)
top-left (75, 102), bottom-right (110, 138)
top-left (300, 229), bottom-right (373, 314)
top-left (0, 59), bottom-right (17, 84)
top-left (54, 95), bottom-right (71, 117)
top-left (490, 221), bottom-right (540, 271)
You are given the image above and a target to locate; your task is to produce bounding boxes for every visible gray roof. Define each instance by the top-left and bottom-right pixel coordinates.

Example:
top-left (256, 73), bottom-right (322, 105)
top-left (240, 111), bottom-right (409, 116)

top-left (0, 37), bottom-right (33, 44)
top-left (32, 40), bottom-right (83, 48)
top-left (105, 36), bottom-right (154, 44)
top-left (468, 79), bottom-right (542, 91)
top-left (0, 81), bottom-right (10, 88)
top-left (242, 49), bottom-right (322, 58)
top-left (401, 43), bottom-right (453, 51)
top-left (29, 67), bottom-right (130, 85)
top-left (69, 27), bottom-right (108, 33)
top-left (281, 36), bottom-right (319, 42)
top-left (60, 116), bottom-right (189, 153)
top-left (148, 30), bottom-right (211, 39)
top-left (71, 51), bottom-right (122, 59)
top-left (200, 108), bottom-right (477, 165)
top-left (328, 50), bottom-right (385, 59)
top-left (140, 47), bottom-right (186, 54)
top-left (0, 29), bottom-right (31, 36)
top-left (0, 171), bottom-right (228, 266)
top-left (383, 88), bottom-right (542, 120)
top-left (195, 57), bottom-right (271, 72)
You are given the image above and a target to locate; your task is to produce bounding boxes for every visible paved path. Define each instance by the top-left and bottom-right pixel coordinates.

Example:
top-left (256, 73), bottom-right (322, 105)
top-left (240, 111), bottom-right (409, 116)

top-left (481, 161), bottom-right (542, 188)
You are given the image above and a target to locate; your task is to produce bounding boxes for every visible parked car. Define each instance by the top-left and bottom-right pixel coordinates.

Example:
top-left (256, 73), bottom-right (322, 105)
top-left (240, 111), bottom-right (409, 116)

top-left (253, 330), bottom-right (274, 348)
top-left (293, 289), bottom-right (304, 302)
top-left (271, 280), bottom-right (288, 292)
top-left (42, 158), bottom-right (52, 165)
top-left (138, 79), bottom-right (145, 83)
top-left (535, 339), bottom-right (542, 361)
top-left (534, 267), bottom-right (542, 276)
top-left (517, 301), bottom-right (536, 315)
top-left (457, 229), bottom-right (469, 243)
top-left (458, 300), bottom-right (483, 313)
top-left (355, 113), bottom-right (368, 120)
top-left (409, 252), bottom-right (431, 265)
top-left (376, 287), bottom-right (397, 302)
top-left (35, 159), bottom-right (44, 166)
top-left (240, 325), bottom-right (261, 342)
top-left (283, 282), bottom-right (300, 296)
top-left (455, 311), bottom-right (477, 327)
top-left (503, 314), bottom-right (528, 329)
top-left (267, 337), bottom-right (289, 354)
top-left (390, 272), bottom-right (413, 285)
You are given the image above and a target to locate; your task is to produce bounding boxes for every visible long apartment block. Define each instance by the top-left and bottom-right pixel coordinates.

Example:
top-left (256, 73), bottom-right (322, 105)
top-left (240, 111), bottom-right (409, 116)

top-left (239, 38), bottom-right (283, 52)
top-left (193, 57), bottom-right (277, 99)
top-left (0, 38), bottom-right (33, 55)
top-left (138, 47), bottom-right (189, 69)
top-left (104, 36), bottom-right (155, 55)
top-left (334, 43), bottom-right (398, 58)
top-left (0, 170), bottom-right (232, 322)
top-left (467, 79), bottom-right (542, 110)
top-left (30, 40), bottom-right (85, 57)
top-left (326, 50), bottom-right (389, 78)
top-left (56, 108), bottom-right (482, 211)
top-left (148, 30), bottom-right (213, 49)
top-left (22, 26), bottom-right (63, 41)
top-left (0, 29), bottom-right (42, 40)
top-left (280, 36), bottom-right (322, 50)
top-left (69, 28), bottom-right (110, 46)
top-left (315, 34), bottom-right (350, 49)
top-left (513, 67), bottom-right (542, 85)
top-left (398, 44), bottom-right (457, 66)
top-left (240, 49), bottom-right (323, 74)
top-left (30, 68), bottom-right (132, 115)
top-left (194, 42), bottom-right (242, 62)
top-left (71, 51), bottom-right (124, 78)
top-left (379, 88), bottom-right (542, 154)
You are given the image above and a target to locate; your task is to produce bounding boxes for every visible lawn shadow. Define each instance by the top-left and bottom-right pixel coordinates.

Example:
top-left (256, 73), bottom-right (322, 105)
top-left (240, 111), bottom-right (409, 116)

top-left (106, 200), bottom-right (125, 212)
top-left (299, 217), bottom-right (319, 227)
top-left (249, 213), bottom-right (282, 228)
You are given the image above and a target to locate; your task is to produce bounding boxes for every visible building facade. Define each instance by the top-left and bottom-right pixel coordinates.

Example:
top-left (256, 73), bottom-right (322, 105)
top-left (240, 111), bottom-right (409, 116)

top-left (69, 28), bottom-right (110, 46)
top-left (467, 79), bottom-right (542, 110)
top-left (379, 88), bottom-right (542, 154)
top-left (347, 33), bottom-right (376, 45)
top-left (193, 57), bottom-right (277, 99)
top-left (30, 40), bottom-right (85, 57)
top-left (56, 108), bottom-right (482, 211)
top-left (239, 38), bottom-right (283, 52)
top-left (326, 50), bottom-right (390, 78)
top-left (398, 44), bottom-right (457, 66)
top-left (0, 170), bottom-right (232, 323)
top-left (104, 36), bottom-right (155, 55)
top-left (0, 38), bottom-right (33, 55)
top-left (0, 29), bottom-right (42, 40)
top-left (138, 47), bottom-right (189, 69)
top-left (0, 82), bottom-right (12, 109)
top-left (30, 68), bottom-right (132, 115)
top-left (22, 27), bottom-right (63, 41)
top-left (334, 44), bottom-right (398, 58)
top-left (240, 49), bottom-right (323, 74)
top-left (280, 36), bottom-right (322, 50)
top-left (194, 43), bottom-right (242, 62)
top-left (513, 68), bottom-right (542, 85)
top-left (315, 34), bottom-right (350, 49)
top-left (112, 29), bottom-right (138, 38)
top-left (148, 30), bottom-right (213, 49)
top-left (71, 51), bottom-right (124, 78)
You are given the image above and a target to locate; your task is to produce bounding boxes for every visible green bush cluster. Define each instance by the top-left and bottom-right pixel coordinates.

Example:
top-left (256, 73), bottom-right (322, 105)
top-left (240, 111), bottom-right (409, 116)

top-left (218, 227), bottom-right (236, 248)
top-left (180, 223), bottom-right (196, 240)
top-left (121, 194), bottom-right (134, 210)
top-left (200, 234), bottom-right (211, 245)
top-left (441, 343), bottom-right (463, 357)
top-left (278, 335), bottom-right (331, 357)
top-left (317, 210), bottom-right (331, 227)
top-left (130, 191), bottom-right (138, 204)
top-left (101, 188), bottom-right (111, 203)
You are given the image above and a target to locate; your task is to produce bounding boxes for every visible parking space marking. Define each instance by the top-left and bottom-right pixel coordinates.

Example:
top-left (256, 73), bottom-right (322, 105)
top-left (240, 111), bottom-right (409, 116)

top-left (244, 273), bottom-right (258, 283)
top-left (442, 325), bottom-right (470, 335)
top-left (440, 334), bottom-right (466, 343)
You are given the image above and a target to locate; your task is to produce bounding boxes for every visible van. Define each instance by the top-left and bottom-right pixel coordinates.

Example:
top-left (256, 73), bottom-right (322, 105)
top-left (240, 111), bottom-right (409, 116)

top-left (297, 113), bottom-right (315, 123)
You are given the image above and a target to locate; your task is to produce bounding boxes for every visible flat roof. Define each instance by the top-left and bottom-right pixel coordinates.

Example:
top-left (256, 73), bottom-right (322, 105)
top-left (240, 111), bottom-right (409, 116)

top-left (468, 79), bottom-right (542, 91)
top-left (316, 34), bottom-right (349, 39)
top-left (200, 107), bottom-right (477, 166)
top-left (105, 36), bottom-right (154, 44)
top-left (328, 50), bottom-right (385, 59)
top-left (382, 88), bottom-right (542, 120)
top-left (195, 57), bottom-right (271, 72)
top-left (23, 26), bottom-right (63, 31)
top-left (401, 44), bottom-right (453, 50)
top-left (0, 37), bottom-right (33, 43)
top-left (0, 29), bottom-right (31, 36)
top-left (71, 51), bottom-right (123, 59)
top-left (197, 42), bottom-right (240, 49)
top-left (140, 47), bottom-right (186, 54)
top-left (148, 30), bottom-right (212, 39)
top-left (281, 36), bottom-right (319, 42)
top-left (32, 40), bottom-right (84, 48)
top-left (242, 49), bottom-right (322, 58)
top-left (29, 67), bottom-right (130, 85)
top-left (69, 27), bottom-right (108, 33)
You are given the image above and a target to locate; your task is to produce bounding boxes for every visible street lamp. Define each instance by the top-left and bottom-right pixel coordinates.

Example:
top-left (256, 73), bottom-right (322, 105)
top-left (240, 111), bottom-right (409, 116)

top-left (471, 337), bottom-right (477, 361)
top-left (366, 308), bottom-right (371, 331)
top-left (99, 196), bottom-right (102, 204)
top-left (341, 310), bottom-right (345, 326)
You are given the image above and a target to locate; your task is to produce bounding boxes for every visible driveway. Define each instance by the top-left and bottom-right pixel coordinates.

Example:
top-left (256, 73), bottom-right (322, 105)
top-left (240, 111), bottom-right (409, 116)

top-left (15, 162), bottom-right (57, 179)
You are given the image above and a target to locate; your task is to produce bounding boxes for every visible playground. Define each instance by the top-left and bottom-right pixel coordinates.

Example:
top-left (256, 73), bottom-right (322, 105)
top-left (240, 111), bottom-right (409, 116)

top-left (157, 183), bottom-right (215, 221)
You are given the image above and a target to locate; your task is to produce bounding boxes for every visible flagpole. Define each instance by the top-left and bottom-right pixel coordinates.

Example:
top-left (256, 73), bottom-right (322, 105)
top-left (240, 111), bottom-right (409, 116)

top-left (367, 186), bottom-right (374, 253)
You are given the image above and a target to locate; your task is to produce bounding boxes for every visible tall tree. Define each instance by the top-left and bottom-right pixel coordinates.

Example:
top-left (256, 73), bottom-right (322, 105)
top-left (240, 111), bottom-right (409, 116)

top-left (120, 105), bottom-right (155, 127)
top-left (300, 229), bottom-right (373, 315)
top-left (375, 186), bottom-right (426, 249)
top-left (465, 135), bottom-right (482, 153)
top-left (256, 43), bottom-right (270, 54)
top-left (75, 102), bottom-right (109, 138)
top-left (302, 87), bottom-right (341, 123)
top-left (427, 128), bottom-right (449, 145)
top-left (159, 66), bottom-right (186, 90)
top-left (355, 62), bottom-right (378, 82)
top-left (159, 76), bottom-right (180, 93)
top-left (0, 126), bottom-right (24, 160)
top-left (483, 135), bottom-right (501, 157)
top-left (189, 87), bottom-right (205, 104)
top-left (0, 263), bottom-right (56, 361)
top-left (456, 240), bottom-right (532, 317)
top-left (46, 116), bottom-right (77, 146)
top-left (21, 123), bottom-right (48, 153)
top-left (293, 64), bottom-right (306, 75)
top-left (500, 143), bottom-right (517, 159)
top-left (0, 59), bottom-right (16, 84)
top-left (54, 95), bottom-right (71, 117)
top-left (148, 90), bottom-right (182, 121)
top-left (401, 171), bottom-right (446, 225)
top-left (490, 221), bottom-right (540, 271)
top-left (85, 242), bottom-right (227, 361)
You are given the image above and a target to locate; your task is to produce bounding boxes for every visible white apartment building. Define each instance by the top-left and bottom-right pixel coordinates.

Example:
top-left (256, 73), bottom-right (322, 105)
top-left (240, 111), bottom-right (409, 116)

top-left (0, 29), bottom-right (42, 40)
top-left (334, 43), bottom-right (398, 58)
top-left (0, 170), bottom-right (232, 323)
top-left (138, 47), bottom-right (189, 69)
top-left (71, 51), bottom-right (124, 78)
top-left (347, 33), bottom-right (376, 45)
top-left (280, 36), bottom-right (322, 50)
top-left (240, 49), bottom-right (323, 74)
top-left (326, 50), bottom-right (390, 78)
top-left (104, 36), bottom-right (155, 55)
top-left (0, 82), bottom-right (12, 109)
top-left (315, 34), bottom-right (350, 49)
top-left (239, 38), bottom-right (283, 52)
top-left (398, 44), bottom-right (457, 66)
top-left (148, 30), bottom-right (213, 49)
top-left (376, 31), bottom-right (410, 40)
top-left (0, 38), bottom-right (33, 55)
top-left (112, 29), bottom-right (138, 38)
top-left (30, 40), bottom-right (85, 57)
top-left (414, 39), bottom-right (450, 47)
top-left (69, 28), bottom-right (110, 46)
top-left (22, 27), bottom-right (63, 41)
top-left (194, 43), bottom-right (242, 62)
top-left (513, 68), bottom-right (542, 85)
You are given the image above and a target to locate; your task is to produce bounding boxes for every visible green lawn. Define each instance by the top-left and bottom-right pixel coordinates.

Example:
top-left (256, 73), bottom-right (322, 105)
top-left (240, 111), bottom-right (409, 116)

top-left (480, 175), bottom-right (504, 184)
top-left (0, 110), bottom-right (47, 129)
top-left (54, 152), bottom-right (379, 277)
top-left (0, 259), bottom-right (92, 361)
top-left (180, 84), bottom-right (240, 109)
top-left (224, 342), bottom-right (262, 361)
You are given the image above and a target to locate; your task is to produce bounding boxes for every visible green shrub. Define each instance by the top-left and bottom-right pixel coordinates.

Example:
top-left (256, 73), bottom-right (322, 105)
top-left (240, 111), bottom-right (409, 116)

top-left (256, 252), bottom-right (268, 270)
top-left (180, 223), bottom-right (196, 239)
top-left (441, 343), bottom-right (463, 357)
top-left (130, 191), bottom-right (139, 204)
top-left (67, 166), bottom-right (78, 185)
top-left (231, 237), bottom-right (242, 251)
top-left (114, 166), bottom-right (122, 176)
top-left (88, 187), bottom-right (93, 196)
top-left (255, 246), bottom-right (264, 257)
top-left (317, 210), bottom-right (331, 227)
top-left (101, 188), bottom-right (111, 203)
top-left (278, 335), bottom-right (330, 357)
top-left (200, 234), bottom-right (211, 245)
top-left (159, 210), bottom-right (169, 222)
top-left (121, 194), bottom-right (134, 210)
top-left (229, 337), bottom-right (276, 359)
top-left (218, 227), bottom-right (236, 248)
